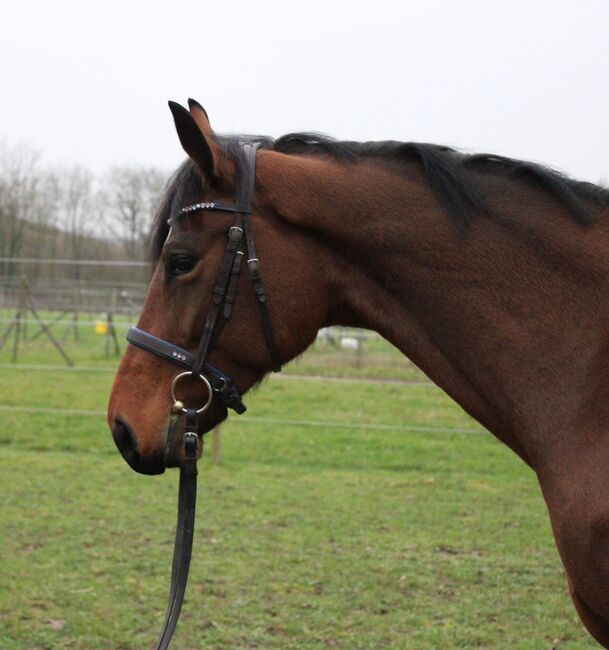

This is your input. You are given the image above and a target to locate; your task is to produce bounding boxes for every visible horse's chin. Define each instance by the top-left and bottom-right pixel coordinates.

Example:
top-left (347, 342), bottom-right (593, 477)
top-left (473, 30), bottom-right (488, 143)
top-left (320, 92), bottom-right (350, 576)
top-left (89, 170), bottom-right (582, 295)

top-left (136, 459), bottom-right (167, 475)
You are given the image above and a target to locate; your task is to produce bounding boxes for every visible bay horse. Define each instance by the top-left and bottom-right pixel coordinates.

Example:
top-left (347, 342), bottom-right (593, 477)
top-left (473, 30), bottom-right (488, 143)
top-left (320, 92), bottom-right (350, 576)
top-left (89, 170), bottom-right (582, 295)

top-left (108, 99), bottom-right (609, 647)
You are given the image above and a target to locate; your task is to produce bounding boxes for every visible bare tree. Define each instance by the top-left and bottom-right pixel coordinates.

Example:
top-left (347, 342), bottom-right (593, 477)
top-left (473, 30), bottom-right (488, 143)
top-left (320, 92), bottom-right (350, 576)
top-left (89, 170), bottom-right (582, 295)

top-left (52, 165), bottom-right (94, 279)
top-left (102, 165), bottom-right (167, 259)
top-left (0, 142), bottom-right (44, 276)
top-left (0, 146), bottom-right (162, 288)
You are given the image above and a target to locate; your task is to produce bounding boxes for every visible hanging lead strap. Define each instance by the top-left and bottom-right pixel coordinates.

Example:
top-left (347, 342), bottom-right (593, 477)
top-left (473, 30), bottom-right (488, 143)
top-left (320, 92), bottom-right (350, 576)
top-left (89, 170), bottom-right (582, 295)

top-left (155, 410), bottom-right (199, 650)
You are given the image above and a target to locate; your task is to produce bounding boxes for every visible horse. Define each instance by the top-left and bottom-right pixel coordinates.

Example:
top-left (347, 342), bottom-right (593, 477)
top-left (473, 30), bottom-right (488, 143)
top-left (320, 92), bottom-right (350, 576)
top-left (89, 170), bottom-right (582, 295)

top-left (108, 98), bottom-right (609, 647)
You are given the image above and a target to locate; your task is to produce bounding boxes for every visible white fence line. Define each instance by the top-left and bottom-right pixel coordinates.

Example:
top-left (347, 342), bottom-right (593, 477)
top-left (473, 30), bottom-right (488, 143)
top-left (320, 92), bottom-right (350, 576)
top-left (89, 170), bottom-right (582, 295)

top-left (0, 257), bottom-right (148, 267)
top-left (0, 317), bottom-right (133, 328)
top-left (0, 362), bottom-right (432, 385)
top-left (0, 363), bottom-right (116, 373)
top-left (0, 363), bottom-right (118, 372)
top-left (0, 403), bottom-right (485, 435)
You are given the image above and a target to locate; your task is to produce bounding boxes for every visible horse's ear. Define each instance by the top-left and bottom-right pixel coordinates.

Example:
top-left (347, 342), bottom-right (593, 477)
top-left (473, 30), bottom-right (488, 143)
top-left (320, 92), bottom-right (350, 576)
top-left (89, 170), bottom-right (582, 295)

top-left (168, 100), bottom-right (226, 182)
top-left (187, 98), bottom-right (211, 130)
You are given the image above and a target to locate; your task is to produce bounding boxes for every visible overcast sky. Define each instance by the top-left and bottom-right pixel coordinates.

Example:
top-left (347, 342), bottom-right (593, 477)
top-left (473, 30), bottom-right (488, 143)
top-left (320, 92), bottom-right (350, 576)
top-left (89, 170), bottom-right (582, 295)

top-left (1, 0), bottom-right (607, 183)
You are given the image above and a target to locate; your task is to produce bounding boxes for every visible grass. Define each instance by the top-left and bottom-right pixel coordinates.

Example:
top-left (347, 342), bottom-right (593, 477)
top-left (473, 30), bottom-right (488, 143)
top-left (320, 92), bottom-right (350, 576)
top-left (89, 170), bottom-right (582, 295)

top-left (0, 314), bottom-right (597, 649)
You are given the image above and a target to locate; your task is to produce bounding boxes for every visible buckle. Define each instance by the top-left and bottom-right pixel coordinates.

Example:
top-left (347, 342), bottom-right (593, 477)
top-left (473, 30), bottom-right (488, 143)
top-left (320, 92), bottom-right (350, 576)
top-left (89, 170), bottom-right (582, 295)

top-left (183, 431), bottom-right (198, 458)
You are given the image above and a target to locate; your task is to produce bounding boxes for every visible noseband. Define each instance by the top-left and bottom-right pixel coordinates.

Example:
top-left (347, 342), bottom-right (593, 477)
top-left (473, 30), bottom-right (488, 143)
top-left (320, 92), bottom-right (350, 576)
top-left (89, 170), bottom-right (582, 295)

top-left (126, 142), bottom-right (282, 416)
top-left (124, 143), bottom-right (281, 649)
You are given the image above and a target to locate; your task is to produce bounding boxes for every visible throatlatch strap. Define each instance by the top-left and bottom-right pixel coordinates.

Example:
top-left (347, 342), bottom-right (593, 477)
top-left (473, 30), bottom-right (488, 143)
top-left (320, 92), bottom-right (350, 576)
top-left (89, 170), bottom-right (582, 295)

top-left (240, 145), bottom-right (282, 372)
top-left (243, 219), bottom-right (282, 372)
top-left (156, 415), bottom-right (198, 650)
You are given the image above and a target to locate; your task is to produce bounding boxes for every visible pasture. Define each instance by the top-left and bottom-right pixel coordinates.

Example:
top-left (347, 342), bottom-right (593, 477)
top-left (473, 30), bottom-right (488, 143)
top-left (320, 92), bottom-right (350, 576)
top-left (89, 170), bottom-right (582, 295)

top-left (0, 318), bottom-right (595, 649)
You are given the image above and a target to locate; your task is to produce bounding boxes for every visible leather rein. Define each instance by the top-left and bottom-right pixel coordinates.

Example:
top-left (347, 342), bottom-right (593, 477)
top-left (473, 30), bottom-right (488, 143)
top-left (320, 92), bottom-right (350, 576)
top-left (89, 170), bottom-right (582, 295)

top-left (125, 142), bottom-right (281, 649)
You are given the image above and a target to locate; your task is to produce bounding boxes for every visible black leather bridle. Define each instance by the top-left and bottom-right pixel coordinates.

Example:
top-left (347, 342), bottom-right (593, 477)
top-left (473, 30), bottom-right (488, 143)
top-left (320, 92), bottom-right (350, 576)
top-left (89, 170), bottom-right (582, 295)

top-left (127, 142), bottom-right (281, 417)
top-left (125, 142), bottom-right (281, 649)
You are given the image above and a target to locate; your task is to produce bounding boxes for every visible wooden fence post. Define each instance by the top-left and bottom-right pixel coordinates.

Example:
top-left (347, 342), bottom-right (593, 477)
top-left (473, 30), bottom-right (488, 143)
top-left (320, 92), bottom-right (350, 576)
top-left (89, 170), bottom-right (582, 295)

top-left (212, 425), bottom-right (221, 464)
top-left (10, 278), bottom-right (27, 362)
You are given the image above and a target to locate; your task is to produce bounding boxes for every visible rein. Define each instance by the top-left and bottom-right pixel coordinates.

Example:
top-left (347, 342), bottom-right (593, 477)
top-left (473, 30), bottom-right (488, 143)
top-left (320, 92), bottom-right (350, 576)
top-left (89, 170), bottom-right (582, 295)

top-left (126, 142), bottom-right (281, 648)
top-left (156, 422), bottom-right (198, 650)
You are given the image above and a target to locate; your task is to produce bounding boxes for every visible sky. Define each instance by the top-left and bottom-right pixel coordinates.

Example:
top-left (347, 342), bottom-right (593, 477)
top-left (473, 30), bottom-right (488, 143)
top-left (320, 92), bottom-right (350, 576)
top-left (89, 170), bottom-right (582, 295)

top-left (1, 0), bottom-right (608, 183)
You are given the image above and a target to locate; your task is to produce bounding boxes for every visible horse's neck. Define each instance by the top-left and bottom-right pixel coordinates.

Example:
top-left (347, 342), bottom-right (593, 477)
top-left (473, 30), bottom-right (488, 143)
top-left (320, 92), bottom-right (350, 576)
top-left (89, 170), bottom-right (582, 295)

top-left (260, 151), bottom-right (609, 466)
top-left (261, 152), bottom-right (478, 348)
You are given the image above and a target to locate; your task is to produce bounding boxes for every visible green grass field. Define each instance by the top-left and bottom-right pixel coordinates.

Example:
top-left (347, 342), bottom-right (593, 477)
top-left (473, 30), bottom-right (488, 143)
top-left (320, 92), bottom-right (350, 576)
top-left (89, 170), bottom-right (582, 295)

top-left (0, 315), bottom-right (597, 649)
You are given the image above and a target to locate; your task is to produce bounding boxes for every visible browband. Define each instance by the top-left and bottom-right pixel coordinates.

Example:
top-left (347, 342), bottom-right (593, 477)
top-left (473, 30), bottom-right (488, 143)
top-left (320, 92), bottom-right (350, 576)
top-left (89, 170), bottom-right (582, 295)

top-left (177, 201), bottom-right (248, 216)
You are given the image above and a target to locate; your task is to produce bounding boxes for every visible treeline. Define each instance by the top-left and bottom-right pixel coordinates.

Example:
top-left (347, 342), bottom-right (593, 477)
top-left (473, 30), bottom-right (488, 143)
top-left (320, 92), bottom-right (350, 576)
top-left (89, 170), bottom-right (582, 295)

top-left (0, 142), bottom-right (168, 283)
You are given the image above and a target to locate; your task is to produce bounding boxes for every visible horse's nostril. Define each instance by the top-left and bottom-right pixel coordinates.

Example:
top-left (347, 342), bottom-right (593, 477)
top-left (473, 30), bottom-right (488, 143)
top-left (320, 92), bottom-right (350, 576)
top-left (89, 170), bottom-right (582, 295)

top-left (111, 418), bottom-right (166, 475)
top-left (112, 418), bottom-right (138, 464)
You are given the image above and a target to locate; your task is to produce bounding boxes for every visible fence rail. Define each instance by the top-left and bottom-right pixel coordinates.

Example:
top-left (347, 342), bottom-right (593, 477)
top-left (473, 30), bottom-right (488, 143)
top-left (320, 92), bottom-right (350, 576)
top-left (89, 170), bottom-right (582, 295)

top-left (0, 257), bottom-right (149, 267)
top-left (0, 257), bottom-right (151, 285)
top-left (0, 258), bottom-right (415, 375)
top-left (0, 402), bottom-right (484, 435)
top-left (0, 276), bottom-right (146, 315)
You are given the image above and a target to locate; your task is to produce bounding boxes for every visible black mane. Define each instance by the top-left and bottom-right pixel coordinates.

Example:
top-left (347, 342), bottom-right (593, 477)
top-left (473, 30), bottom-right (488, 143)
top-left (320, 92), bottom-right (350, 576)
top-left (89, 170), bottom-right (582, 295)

top-left (152, 132), bottom-right (609, 259)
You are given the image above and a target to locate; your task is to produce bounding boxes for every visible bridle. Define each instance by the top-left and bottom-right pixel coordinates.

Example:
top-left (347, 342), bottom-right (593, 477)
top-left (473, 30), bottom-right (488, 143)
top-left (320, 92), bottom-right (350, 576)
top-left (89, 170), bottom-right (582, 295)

top-left (126, 142), bottom-right (282, 417)
top-left (124, 142), bottom-right (281, 649)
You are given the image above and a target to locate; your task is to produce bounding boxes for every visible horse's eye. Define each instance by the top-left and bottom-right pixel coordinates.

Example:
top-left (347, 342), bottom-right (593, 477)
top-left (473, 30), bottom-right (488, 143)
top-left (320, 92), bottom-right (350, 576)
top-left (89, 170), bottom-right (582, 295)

top-left (167, 254), bottom-right (199, 276)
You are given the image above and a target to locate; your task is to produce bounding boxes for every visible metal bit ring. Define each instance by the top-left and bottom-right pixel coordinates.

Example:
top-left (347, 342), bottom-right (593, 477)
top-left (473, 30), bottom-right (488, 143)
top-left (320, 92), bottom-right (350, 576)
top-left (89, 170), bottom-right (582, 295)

top-left (170, 371), bottom-right (213, 414)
